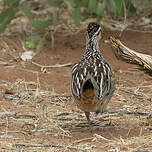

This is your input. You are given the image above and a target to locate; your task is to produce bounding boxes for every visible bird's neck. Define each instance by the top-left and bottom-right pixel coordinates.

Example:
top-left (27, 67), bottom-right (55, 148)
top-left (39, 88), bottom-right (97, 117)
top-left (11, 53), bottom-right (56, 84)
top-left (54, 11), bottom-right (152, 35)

top-left (86, 36), bottom-right (99, 52)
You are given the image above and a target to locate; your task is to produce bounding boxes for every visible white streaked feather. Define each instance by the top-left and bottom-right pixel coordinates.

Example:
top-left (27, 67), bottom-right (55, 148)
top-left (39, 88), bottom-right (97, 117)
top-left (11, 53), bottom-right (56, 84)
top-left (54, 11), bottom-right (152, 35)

top-left (95, 71), bottom-right (98, 77)
top-left (84, 67), bottom-right (87, 76)
top-left (80, 74), bottom-right (84, 80)
top-left (76, 87), bottom-right (80, 97)
top-left (94, 65), bottom-right (97, 72)
top-left (76, 75), bottom-right (79, 85)
top-left (103, 64), bottom-right (106, 75)
top-left (72, 63), bottom-right (78, 72)
top-left (99, 73), bottom-right (103, 98)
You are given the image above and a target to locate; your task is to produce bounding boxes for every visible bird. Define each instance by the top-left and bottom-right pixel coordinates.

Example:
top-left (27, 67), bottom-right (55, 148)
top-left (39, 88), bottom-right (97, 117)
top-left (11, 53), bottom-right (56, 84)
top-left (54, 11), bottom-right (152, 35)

top-left (70, 22), bottom-right (115, 130)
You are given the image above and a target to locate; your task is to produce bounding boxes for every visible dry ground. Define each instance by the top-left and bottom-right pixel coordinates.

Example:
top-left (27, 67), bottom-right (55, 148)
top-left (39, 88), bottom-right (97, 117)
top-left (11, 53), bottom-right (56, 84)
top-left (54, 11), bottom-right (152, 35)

top-left (0, 30), bottom-right (152, 152)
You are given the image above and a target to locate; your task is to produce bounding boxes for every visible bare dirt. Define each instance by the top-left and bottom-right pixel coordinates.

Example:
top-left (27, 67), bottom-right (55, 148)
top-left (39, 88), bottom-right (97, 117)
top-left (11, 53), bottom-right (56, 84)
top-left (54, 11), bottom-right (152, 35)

top-left (0, 30), bottom-right (152, 152)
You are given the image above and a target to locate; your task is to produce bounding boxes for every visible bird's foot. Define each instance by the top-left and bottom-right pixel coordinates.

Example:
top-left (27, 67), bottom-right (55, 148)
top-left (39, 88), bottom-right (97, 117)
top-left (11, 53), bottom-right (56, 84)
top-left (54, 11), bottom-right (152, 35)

top-left (85, 112), bottom-right (93, 132)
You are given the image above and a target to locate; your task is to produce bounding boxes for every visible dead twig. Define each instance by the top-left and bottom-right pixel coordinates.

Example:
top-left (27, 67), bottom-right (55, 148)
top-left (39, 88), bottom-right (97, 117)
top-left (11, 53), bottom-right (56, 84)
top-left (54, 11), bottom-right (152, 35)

top-left (110, 36), bottom-right (152, 73)
top-left (0, 112), bottom-right (16, 119)
top-left (108, 109), bottom-right (151, 116)
top-left (94, 133), bottom-right (110, 141)
top-left (118, 88), bottom-right (143, 97)
top-left (0, 112), bottom-right (37, 120)
top-left (73, 137), bottom-right (94, 143)
top-left (60, 121), bottom-right (112, 129)
top-left (12, 114), bottom-right (37, 120)
top-left (14, 143), bottom-right (85, 151)
top-left (30, 61), bottom-right (72, 73)
top-left (14, 143), bottom-right (62, 148)
top-left (32, 61), bottom-right (72, 68)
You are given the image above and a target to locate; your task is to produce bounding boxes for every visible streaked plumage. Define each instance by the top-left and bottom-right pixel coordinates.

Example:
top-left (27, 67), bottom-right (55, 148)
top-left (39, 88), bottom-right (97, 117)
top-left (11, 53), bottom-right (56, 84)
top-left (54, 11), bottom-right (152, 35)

top-left (71, 22), bottom-right (115, 130)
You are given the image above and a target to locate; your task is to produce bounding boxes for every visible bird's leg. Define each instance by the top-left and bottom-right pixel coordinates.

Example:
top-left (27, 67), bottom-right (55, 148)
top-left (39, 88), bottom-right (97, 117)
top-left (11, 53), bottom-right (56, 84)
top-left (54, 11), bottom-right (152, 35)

top-left (85, 112), bottom-right (93, 131)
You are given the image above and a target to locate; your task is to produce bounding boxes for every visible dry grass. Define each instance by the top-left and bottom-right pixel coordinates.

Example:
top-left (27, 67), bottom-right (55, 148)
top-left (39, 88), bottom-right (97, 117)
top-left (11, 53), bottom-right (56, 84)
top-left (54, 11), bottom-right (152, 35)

top-left (0, 36), bottom-right (152, 152)
top-left (0, 37), bottom-right (152, 151)
top-left (0, 68), bottom-right (152, 152)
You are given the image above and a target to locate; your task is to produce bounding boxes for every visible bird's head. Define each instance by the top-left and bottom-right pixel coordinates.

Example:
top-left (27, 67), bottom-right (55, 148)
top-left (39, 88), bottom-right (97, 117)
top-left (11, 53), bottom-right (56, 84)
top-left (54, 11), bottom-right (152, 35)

top-left (87, 22), bottom-right (102, 40)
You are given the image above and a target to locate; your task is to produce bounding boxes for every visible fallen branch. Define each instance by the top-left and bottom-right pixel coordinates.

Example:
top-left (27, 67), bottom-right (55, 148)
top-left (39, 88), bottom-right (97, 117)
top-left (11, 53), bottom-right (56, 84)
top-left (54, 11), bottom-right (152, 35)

top-left (110, 36), bottom-right (152, 72)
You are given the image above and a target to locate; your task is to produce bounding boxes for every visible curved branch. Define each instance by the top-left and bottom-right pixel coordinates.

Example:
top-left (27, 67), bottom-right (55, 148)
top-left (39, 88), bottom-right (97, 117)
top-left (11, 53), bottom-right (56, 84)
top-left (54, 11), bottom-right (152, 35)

top-left (110, 36), bottom-right (152, 72)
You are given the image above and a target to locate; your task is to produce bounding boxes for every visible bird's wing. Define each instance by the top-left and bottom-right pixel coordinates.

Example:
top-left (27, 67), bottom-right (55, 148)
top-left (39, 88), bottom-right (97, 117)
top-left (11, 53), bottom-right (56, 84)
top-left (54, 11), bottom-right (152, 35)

top-left (71, 62), bottom-right (87, 100)
top-left (91, 59), bottom-right (114, 100)
top-left (71, 59), bottom-right (115, 101)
